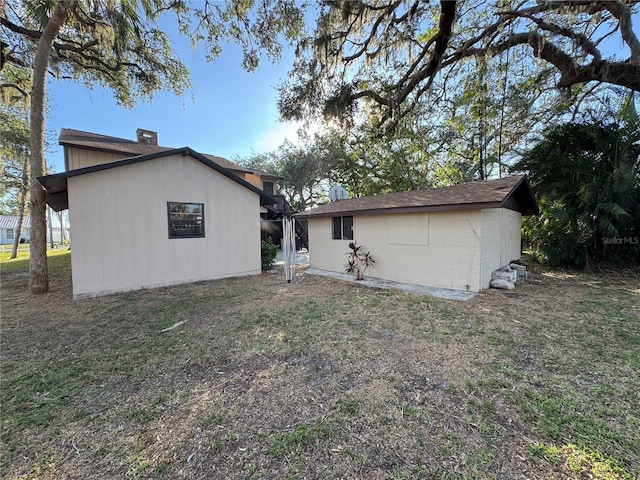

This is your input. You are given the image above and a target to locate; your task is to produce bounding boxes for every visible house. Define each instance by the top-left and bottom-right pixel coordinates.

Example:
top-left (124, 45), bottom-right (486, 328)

top-left (38, 145), bottom-right (277, 299)
top-left (57, 128), bottom-right (307, 247)
top-left (0, 216), bottom-right (30, 244)
top-left (295, 175), bottom-right (538, 292)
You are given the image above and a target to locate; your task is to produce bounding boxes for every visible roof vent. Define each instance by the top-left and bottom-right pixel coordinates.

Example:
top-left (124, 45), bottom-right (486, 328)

top-left (136, 128), bottom-right (158, 145)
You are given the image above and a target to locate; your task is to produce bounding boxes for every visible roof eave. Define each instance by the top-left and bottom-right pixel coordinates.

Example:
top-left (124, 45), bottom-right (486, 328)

top-left (294, 201), bottom-right (506, 218)
top-left (499, 175), bottom-right (539, 216)
top-left (38, 147), bottom-right (278, 209)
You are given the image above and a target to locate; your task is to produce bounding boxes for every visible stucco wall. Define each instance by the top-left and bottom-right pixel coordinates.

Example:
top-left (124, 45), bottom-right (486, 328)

top-left (66, 146), bottom-right (130, 170)
top-left (479, 208), bottom-right (523, 289)
top-left (308, 210), bottom-right (483, 291)
top-left (68, 154), bottom-right (261, 298)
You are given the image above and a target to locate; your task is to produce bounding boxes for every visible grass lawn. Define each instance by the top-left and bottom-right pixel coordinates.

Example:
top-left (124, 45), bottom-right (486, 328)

top-left (1, 251), bottom-right (639, 479)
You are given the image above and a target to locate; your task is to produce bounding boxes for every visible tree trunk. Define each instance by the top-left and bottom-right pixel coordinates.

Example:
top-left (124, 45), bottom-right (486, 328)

top-left (47, 205), bottom-right (54, 248)
top-left (11, 155), bottom-right (29, 259)
top-left (59, 211), bottom-right (67, 244)
top-left (29, 1), bottom-right (73, 293)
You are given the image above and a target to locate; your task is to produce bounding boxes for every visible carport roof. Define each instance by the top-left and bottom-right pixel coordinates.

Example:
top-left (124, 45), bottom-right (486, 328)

top-left (38, 147), bottom-right (278, 212)
top-left (295, 175), bottom-right (538, 218)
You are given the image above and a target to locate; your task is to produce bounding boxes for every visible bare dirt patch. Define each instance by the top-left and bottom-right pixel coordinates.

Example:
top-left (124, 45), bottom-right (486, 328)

top-left (1, 253), bottom-right (639, 479)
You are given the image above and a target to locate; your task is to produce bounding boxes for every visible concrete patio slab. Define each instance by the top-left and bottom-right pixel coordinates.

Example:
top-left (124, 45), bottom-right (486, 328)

top-left (305, 268), bottom-right (478, 301)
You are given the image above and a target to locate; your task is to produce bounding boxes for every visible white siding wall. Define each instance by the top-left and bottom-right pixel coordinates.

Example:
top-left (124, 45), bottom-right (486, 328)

top-left (501, 209), bottom-right (522, 265)
top-left (480, 208), bottom-right (522, 289)
top-left (68, 154), bottom-right (261, 298)
top-left (308, 210), bottom-right (483, 291)
top-left (0, 228), bottom-right (12, 244)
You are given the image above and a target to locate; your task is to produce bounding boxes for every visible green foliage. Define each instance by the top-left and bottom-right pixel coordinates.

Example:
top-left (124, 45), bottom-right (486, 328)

top-left (522, 198), bottom-right (590, 267)
top-left (240, 137), bottom-right (342, 211)
top-left (3, 1), bottom-right (192, 108)
top-left (261, 237), bottom-right (279, 271)
top-left (0, 65), bottom-right (32, 216)
top-left (3, 1), bottom-right (305, 108)
top-left (515, 106), bottom-right (640, 267)
top-left (279, 1), bottom-right (639, 132)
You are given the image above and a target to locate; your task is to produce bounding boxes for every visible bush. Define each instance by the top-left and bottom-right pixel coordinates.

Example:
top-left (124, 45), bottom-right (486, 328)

top-left (515, 117), bottom-right (640, 268)
top-left (261, 237), bottom-right (279, 271)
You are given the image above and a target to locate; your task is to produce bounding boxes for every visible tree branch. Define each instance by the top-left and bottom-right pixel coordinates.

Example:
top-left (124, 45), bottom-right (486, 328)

top-left (600, 0), bottom-right (640, 63)
top-left (389, 1), bottom-right (457, 113)
top-left (1, 16), bottom-right (42, 39)
top-left (504, 10), bottom-right (602, 62)
top-left (444, 30), bottom-right (640, 91)
top-left (0, 82), bottom-right (29, 97)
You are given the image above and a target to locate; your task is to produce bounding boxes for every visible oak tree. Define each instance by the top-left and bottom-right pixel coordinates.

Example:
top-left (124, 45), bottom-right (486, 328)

top-left (279, 0), bottom-right (640, 130)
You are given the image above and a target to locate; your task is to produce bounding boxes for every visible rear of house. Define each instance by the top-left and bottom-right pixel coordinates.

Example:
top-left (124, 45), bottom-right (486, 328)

top-left (297, 176), bottom-right (537, 292)
top-left (40, 148), bottom-right (275, 298)
top-left (59, 128), bottom-right (304, 247)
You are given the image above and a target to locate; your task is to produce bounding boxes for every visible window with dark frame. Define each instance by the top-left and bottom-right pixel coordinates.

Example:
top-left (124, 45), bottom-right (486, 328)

top-left (263, 181), bottom-right (274, 195)
top-left (167, 202), bottom-right (205, 238)
top-left (332, 216), bottom-right (354, 240)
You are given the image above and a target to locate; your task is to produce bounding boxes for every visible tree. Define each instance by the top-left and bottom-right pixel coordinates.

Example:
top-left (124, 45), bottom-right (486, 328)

top-left (2, 0), bottom-right (304, 293)
top-left (513, 96), bottom-right (640, 267)
top-left (241, 139), bottom-right (339, 211)
top-left (0, 64), bottom-right (32, 259)
top-left (2, 0), bottom-right (191, 292)
top-left (279, 0), bottom-right (640, 131)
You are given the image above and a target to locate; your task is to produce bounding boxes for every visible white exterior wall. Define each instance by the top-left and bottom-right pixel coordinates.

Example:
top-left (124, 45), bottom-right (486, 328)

top-left (480, 208), bottom-right (522, 289)
top-left (1, 228), bottom-right (14, 244)
top-left (308, 210), bottom-right (483, 292)
top-left (68, 154), bottom-right (261, 298)
top-left (1, 227), bottom-right (30, 244)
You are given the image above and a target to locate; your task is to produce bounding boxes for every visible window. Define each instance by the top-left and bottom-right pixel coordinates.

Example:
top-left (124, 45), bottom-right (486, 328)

top-left (263, 181), bottom-right (274, 195)
top-left (6, 229), bottom-right (14, 240)
top-left (332, 216), bottom-right (353, 240)
top-left (167, 202), bottom-right (205, 238)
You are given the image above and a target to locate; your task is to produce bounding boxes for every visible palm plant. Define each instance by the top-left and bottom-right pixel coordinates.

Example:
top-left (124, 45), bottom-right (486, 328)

top-left (344, 242), bottom-right (375, 280)
top-left (514, 96), bottom-right (640, 266)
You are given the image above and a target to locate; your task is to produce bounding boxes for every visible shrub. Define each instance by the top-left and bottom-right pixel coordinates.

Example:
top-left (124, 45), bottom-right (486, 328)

top-left (344, 242), bottom-right (375, 280)
top-left (261, 237), bottom-right (279, 271)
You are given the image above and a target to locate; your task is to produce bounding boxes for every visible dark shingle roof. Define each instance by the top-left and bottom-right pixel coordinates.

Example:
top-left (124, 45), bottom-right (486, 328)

top-left (39, 148), bottom-right (278, 212)
top-left (295, 176), bottom-right (538, 217)
top-left (59, 128), bottom-right (279, 177)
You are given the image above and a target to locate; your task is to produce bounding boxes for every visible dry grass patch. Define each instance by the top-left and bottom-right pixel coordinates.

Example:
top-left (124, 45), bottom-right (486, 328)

top-left (1, 252), bottom-right (639, 479)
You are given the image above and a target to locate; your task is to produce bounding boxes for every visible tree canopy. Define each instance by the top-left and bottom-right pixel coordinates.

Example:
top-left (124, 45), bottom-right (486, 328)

top-left (2, 0), bottom-right (305, 105)
top-left (279, 0), bottom-right (640, 131)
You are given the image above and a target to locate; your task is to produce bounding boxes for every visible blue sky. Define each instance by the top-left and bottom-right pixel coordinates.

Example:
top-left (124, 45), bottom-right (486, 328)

top-left (45, 24), bottom-right (300, 173)
top-left (43, 7), bottom-right (638, 174)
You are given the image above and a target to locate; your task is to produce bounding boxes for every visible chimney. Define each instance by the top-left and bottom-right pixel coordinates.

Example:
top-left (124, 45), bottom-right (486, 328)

top-left (136, 128), bottom-right (158, 145)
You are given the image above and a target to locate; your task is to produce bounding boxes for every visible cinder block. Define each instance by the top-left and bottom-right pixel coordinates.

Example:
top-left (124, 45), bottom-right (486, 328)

top-left (491, 268), bottom-right (517, 283)
top-left (509, 263), bottom-right (528, 281)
